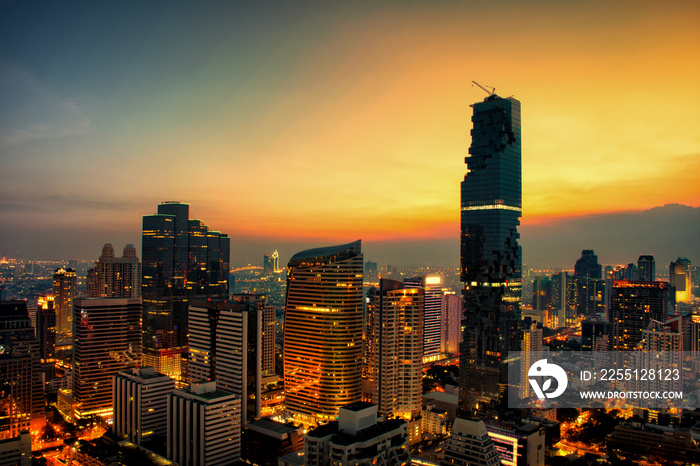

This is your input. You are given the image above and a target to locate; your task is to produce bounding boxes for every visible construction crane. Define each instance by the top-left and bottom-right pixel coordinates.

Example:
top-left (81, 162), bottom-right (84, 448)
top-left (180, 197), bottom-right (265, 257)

top-left (472, 80), bottom-right (495, 96)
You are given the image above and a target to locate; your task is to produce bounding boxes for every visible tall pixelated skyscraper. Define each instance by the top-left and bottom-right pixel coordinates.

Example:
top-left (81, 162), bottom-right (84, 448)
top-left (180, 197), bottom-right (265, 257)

top-left (283, 241), bottom-right (363, 424)
top-left (86, 243), bottom-right (141, 298)
top-left (141, 201), bottom-right (230, 349)
top-left (459, 93), bottom-right (522, 413)
top-left (53, 266), bottom-right (76, 342)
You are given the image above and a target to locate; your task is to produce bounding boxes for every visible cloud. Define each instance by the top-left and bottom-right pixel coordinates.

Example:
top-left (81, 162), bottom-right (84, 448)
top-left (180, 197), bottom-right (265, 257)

top-left (0, 62), bottom-right (94, 150)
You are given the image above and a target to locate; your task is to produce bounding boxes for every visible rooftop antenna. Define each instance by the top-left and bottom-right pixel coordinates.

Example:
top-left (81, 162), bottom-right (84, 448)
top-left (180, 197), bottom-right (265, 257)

top-left (472, 80), bottom-right (495, 96)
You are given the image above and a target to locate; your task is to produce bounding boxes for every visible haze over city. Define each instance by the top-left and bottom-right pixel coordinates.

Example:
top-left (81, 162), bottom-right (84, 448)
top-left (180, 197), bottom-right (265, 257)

top-left (1, 1), bottom-right (699, 268)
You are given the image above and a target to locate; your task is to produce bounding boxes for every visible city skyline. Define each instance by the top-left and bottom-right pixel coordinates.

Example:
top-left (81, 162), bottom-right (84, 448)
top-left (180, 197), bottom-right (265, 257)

top-left (1, 1), bottom-right (699, 267)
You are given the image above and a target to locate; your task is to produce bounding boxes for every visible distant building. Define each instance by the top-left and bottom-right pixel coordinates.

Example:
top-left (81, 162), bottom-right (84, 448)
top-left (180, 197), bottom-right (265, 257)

top-left (637, 255), bottom-right (655, 282)
top-left (550, 272), bottom-right (572, 327)
top-left (441, 293), bottom-right (462, 357)
top-left (73, 298), bottom-right (142, 421)
top-left (304, 402), bottom-right (410, 466)
top-left (609, 281), bottom-right (668, 351)
top-left (53, 266), bottom-right (76, 341)
top-left (581, 320), bottom-right (608, 352)
top-left (574, 249), bottom-right (602, 278)
top-left (443, 418), bottom-right (500, 466)
top-left (670, 257), bottom-right (693, 304)
top-left (607, 422), bottom-right (700, 463)
top-left (263, 254), bottom-right (273, 274)
top-left (405, 275), bottom-right (442, 362)
top-left (86, 243), bottom-right (141, 298)
top-left (113, 367), bottom-right (174, 445)
top-left (531, 276), bottom-right (551, 311)
top-left (284, 241), bottom-right (363, 424)
top-left (36, 295), bottom-right (56, 361)
top-left (167, 382), bottom-right (241, 466)
top-left (365, 279), bottom-right (423, 420)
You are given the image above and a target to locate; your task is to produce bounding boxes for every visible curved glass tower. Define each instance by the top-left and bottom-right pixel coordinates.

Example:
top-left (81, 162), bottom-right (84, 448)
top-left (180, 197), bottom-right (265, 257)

top-left (283, 240), bottom-right (363, 424)
top-left (459, 94), bottom-right (522, 413)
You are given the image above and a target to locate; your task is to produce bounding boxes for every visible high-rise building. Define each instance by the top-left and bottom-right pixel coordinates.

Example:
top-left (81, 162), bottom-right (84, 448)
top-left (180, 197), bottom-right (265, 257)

top-left (188, 299), bottom-right (262, 430)
top-left (574, 249), bottom-right (602, 278)
top-left (670, 257), bottom-right (693, 304)
top-left (550, 271), bottom-right (572, 328)
top-left (520, 322), bottom-right (543, 399)
top-left (609, 281), bottom-right (668, 351)
top-left (73, 298), bottom-right (142, 421)
top-left (364, 279), bottom-right (423, 419)
top-left (53, 266), bottom-right (76, 342)
top-left (459, 93), bottom-right (522, 413)
top-left (167, 382), bottom-right (241, 466)
top-left (405, 275), bottom-right (442, 362)
top-left (86, 244), bottom-right (141, 298)
top-left (36, 295), bottom-right (56, 361)
top-left (638, 255), bottom-right (656, 282)
top-left (113, 367), bottom-right (175, 445)
top-left (283, 241), bottom-right (363, 424)
top-left (263, 254), bottom-right (273, 274)
top-left (441, 292), bottom-right (463, 357)
top-left (232, 293), bottom-right (276, 376)
top-left (0, 301), bottom-right (44, 438)
top-left (141, 201), bottom-right (230, 349)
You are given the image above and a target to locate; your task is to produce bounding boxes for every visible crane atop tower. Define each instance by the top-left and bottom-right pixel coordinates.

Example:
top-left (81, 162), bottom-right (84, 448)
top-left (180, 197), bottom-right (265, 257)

top-left (472, 80), bottom-right (495, 96)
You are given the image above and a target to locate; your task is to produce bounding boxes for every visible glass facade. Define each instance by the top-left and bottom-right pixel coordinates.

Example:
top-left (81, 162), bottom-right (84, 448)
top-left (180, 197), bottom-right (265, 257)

top-left (283, 240), bottom-right (363, 423)
top-left (459, 95), bottom-right (523, 413)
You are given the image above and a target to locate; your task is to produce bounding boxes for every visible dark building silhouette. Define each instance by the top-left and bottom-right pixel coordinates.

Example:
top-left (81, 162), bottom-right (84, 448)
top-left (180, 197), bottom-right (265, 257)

top-left (574, 249), bottom-right (602, 279)
top-left (531, 277), bottom-right (551, 311)
top-left (141, 201), bottom-right (230, 350)
top-left (459, 94), bottom-right (522, 413)
top-left (637, 255), bottom-right (655, 282)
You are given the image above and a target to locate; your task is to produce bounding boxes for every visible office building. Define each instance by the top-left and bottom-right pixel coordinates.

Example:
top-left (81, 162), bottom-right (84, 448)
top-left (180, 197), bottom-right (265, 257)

top-left (284, 241), bottom-right (363, 424)
top-left (0, 301), bottom-right (44, 438)
top-left (550, 272), bottom-right (572, 328)
top-left (86, 243), bottom-right (141, 298)
top-left (441, 292), bottom-right (462, 357)
top-left (574, 249), bottom-right (602, 278)
top-left (459, 93), bottom-right (522, 413)
top-left (609, 281), bottom-right (668, 351)
top-left (73, 298), bottom-right (142, 420)
top-left (581, 320), bottom-right (608, 352)
top-left (484, 420), bottom-right (546, 466)
top-left (637, 255), bottom-right (655, 282)
top-left (167, 382), bottom-right (241, 466)
top-left (36, 295), bottom-right (56, 361)
top-left (113, 367), bottom-right (175, 445)
top-left (231, 293), bottom-right (276, 376)
top-left (670, 257), bottom-right (693, 304)
top-left (365, 279), bottom-right (423, 419)
top-left (531, 276), bottom-right (551, 311)
top-left (520, 322), bottom-right (543, 399)
top-left (242, 419), bottom-right (304, 466)
top-left (53, 266), bottom-right (76, 341)
top-left (141, 201), bottom-right (230, 349)
top-left (303, 402), bottom-right (409, 466)
top-left (405, 275), bottom-right (442, 362)
top-left (0, 430), bottom-right (31, 466)
top-left (188, 299), bottom-right (262, 429)
top-left (443, 418), bottom-right (500, 466)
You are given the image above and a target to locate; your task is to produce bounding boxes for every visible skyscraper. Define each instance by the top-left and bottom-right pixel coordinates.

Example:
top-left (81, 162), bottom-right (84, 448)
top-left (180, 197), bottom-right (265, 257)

top-left (459, 93), bottom-right (522, 413)
top-left (670, 257), bottom-right (692, 304)
top-left (404, 275), bottom-right (442, 362)
top-left (73, 298), bottom-right (142, 420)
top-left (188, 299), bottom-right (262, 430)
top-left (0, 301), bottom-right (44, 438)
top-left (637, 255), bottom-right (655, 282)
top-left (283, 240), bottom-right (363, 424)
top-left (609, 281), bottom-right (668, 351)
top-left (365, 279), bottom-right (423, 419)
top-left (86, 243), bottom-right (141, 298)
top-left (53, 266), bottom-right (76, 342)
top-left (142, 201), bottom-right (230, 349)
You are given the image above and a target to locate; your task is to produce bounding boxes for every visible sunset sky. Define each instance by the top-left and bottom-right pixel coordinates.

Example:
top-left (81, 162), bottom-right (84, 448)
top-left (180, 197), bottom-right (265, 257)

top-left (1, 1), bottom-right (699, 267)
